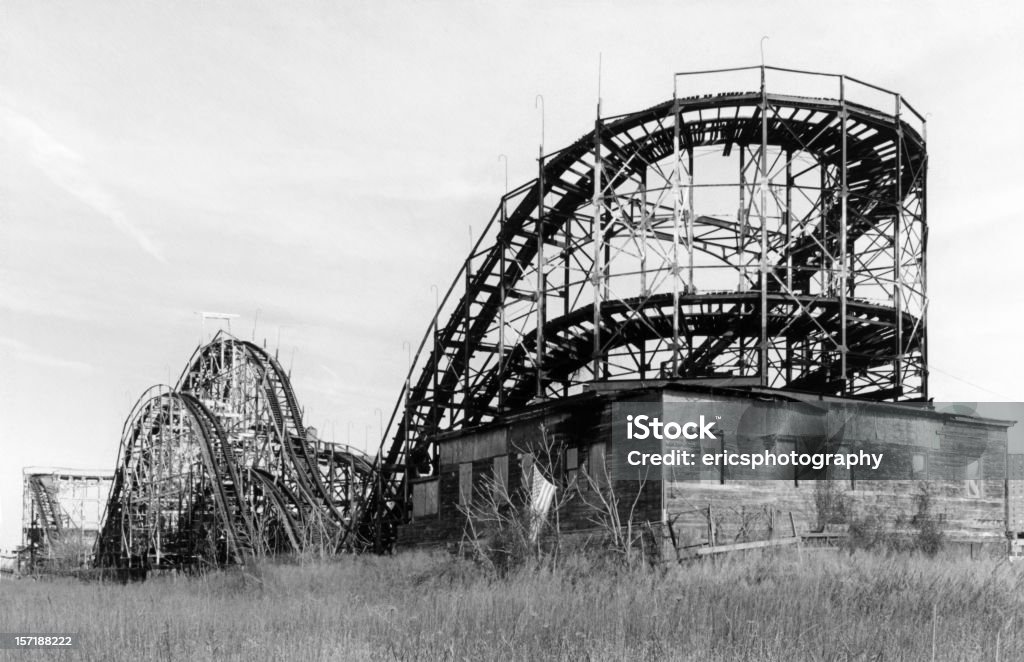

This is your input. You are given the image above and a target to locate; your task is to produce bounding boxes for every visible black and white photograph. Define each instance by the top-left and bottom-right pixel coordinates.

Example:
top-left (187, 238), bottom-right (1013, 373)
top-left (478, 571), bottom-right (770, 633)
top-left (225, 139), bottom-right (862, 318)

top-left (2, 2), bottom-right (1023, 660)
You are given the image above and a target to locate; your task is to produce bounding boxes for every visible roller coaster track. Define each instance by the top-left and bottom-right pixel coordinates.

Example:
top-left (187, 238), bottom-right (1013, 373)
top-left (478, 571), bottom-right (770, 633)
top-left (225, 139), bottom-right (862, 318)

top-left (26, 475), bottom-right (64, 549)
top-left (95, 333), bottom-right (374, 569)
top-left (92, 69), bottom-right (929, 558)
top-left (366, 72), bottom-right (929, 545)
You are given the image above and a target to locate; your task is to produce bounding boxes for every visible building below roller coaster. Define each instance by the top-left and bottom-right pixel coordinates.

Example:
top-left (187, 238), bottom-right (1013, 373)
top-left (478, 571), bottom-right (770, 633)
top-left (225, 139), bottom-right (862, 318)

top-left (21, 65), bottom-right (1021, 570)
top-left (398, 381), bottom-right (1019, 557)
top-left (372, 66), bottom-right (1019, 556)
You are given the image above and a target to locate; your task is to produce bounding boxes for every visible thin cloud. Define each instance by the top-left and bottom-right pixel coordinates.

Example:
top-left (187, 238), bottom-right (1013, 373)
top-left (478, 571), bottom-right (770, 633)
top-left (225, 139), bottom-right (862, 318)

top-left (0, 106), bottom-right (166, 263)
top-left (0, 336), bottom-right (94, 372)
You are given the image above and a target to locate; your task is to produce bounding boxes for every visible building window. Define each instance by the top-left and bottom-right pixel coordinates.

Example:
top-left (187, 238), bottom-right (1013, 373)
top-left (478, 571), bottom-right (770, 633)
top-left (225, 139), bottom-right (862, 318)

top-left (459, 462), bottom-right (473, 508)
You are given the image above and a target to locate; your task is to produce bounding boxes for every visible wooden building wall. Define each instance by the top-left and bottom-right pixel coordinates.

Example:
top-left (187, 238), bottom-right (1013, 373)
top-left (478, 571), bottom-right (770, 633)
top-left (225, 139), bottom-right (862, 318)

top-left (659, 393), bottom-right (1011, 550)
top-left (397, 387), bottom-right (1012, 553)
top-left (397, 393), bottom-right (663, 549)
top-left (664, 479), bottom-right (1006, 549)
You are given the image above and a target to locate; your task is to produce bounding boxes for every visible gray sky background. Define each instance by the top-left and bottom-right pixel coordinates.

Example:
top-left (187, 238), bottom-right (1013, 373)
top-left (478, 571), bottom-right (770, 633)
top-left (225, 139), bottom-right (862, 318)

top-left (2, 1), bottom-right (1022, 549)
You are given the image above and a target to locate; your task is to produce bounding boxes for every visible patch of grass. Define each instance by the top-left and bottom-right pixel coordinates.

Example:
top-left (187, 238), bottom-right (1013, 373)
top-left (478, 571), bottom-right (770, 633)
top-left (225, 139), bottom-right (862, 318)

top-left (2, 550), bottom-right (1024, 661)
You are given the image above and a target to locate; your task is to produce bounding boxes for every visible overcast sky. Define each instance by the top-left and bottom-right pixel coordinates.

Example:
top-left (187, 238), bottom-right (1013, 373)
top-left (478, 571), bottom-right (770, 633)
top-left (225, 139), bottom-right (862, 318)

top-left (2, 1), bottom-right (1022, 549)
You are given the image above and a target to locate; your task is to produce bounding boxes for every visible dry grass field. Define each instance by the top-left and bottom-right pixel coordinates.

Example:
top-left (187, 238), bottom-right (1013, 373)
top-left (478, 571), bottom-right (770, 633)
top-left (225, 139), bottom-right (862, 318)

top-left (2, 550), bottom-right (1024, 661)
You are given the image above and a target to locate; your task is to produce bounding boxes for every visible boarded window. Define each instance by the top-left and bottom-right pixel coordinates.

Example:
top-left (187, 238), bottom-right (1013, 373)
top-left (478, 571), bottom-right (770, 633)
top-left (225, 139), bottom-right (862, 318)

top-left (589, 442), bottom-right (608, 490)
top-left (493, 455), bottom-right (509, 495)
top-left (912, 453), bottom-right (927, 479)
top-left (965, 459), bottom-right (982, 499)
top-left (565, 448), bottom-right (578, 486)
top-left (832, 445), bottom-right (852, 487)
top-left (700, 436), bottom-right (724, 484)
top-left (775, 439), bottom-right (797, 484)
top-left (520, 453), bottom-right (534, 492)
top-left (412, 479), bottom-right (439, 518)
top-left (459, 462), bottom-right (473, 508)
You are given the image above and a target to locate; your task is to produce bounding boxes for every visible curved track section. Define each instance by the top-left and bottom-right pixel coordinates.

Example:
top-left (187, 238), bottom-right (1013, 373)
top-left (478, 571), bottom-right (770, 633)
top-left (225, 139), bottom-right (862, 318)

top-left (368, 68), bottom-right (928, 542)
top-left (95, 333), bottom-right (375, 569)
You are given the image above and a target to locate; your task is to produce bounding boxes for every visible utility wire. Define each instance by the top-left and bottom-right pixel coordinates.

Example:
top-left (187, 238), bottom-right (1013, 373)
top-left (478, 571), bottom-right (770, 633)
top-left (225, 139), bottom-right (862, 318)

top-left (929, 364), bottom-right (1014, 400)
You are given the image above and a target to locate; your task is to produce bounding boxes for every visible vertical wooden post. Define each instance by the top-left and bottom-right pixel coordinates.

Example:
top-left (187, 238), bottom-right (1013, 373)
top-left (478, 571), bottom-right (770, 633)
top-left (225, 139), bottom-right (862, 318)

top-left (893, 95), bottom-right (904, 401)
top-left (758, 62), bottom-right (769, 387)
top-left (536, 148), bottom-right (546, 399)
top-left (707, 504), bottom-right (716, 546)
top-left (839, 75), bottom-right (849, 395)
top-left (592, 102), bottom-right (603, 380)
top-left (671, 85), bottom-right (682, 376)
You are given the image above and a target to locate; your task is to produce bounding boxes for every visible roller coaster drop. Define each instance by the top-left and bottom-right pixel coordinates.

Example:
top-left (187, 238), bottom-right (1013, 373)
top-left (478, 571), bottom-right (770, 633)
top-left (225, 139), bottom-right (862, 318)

top-left (94, 335), bottom-right (373, 569)
top-left (94, 66), bottom-right (928, 564)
